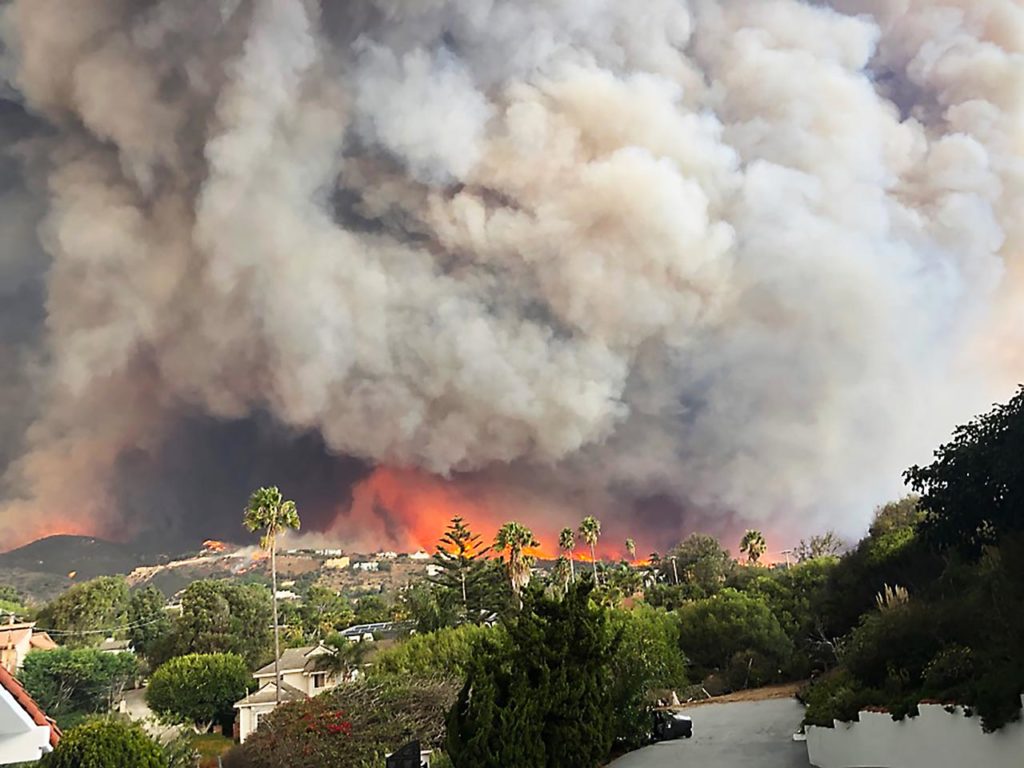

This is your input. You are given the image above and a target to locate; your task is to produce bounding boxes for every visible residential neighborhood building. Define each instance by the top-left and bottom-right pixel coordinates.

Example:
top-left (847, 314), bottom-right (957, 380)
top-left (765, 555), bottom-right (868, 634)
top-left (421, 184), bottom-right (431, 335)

top-left (234, 644), bottom-right (339, 743)
top-left (323, 556), bottom-right (351, 570)
top-left (97, 638), bottom-right (133, 655)
top-left (0, 620), bottom-right (57, 674)
top-left (0, 663), bottom-right (59, 763)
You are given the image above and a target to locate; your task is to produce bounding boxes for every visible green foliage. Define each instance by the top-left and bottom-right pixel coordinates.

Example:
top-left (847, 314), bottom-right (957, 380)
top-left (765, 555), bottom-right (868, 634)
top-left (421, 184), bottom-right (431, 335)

top-left (493, 521), bottom-right (540, 599)
top-left (398, 580), bottom-right (461, 633)
top-left (242, 486), bottom-right (301, 546)
top-left (739, 530), bottom-right (767, 565)
top-left (369, 624), bottom-right (492, 682)
top-left (21, 648), bottom-right (138, 717)
top-left (430, 517), bottom-right (502, 625)
top-left (747, 558), bottom-right (838, 674)
top-left (676, 588), bottom-right (792, 686)
top-left (607, 606), bottom-right (688, 748)
top-left (42, 718), bottom-right (167, 768)
top-left (818, 502), bottom-right (942, 638)
top-left (446, 583), bottom-right (617, 768)
top-left (801, 670), bottom-right (874, 727)
top-left (154, 580), bottom-right (273, 668)
top-left (236, 677), bottom-right (458, 768)
top-left (661, 534), bottom-right (734, 597)
top-left (128, 586), bottom-right (172, 664)
top-left (0, 584), bottom-right (20, 602)
top-left (297, 585), bottom-right (353, 640)
top-left (905, 387), bottom-right (1024, 556)
top-left (794, 531), bottom-right (845, 562)
top-left (353, 594), bottom-right (389, 624)
top-left (36, 577), bottom-right (130, 647)
top-left (146, 653), bottom-right (251, 732)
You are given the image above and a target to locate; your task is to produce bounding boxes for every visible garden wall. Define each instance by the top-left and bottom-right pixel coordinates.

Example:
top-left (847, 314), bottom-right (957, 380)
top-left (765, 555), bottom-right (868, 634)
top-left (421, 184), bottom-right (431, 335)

top-left (807, 698), bottom-right (1024, 768)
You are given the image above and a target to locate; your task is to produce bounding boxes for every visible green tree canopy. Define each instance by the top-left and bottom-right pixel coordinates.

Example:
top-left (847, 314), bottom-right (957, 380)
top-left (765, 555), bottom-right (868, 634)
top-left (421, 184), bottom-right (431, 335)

top-left (146, 653), bottom-right (251, 733)
top-left (905, 387), bottom-right (1024, 555)
top-left (36, 576), bottom-right (130, 647)
top-left (156, 580), bottom-right (272, 668)
top-left (431, 516), bottom-right (500, 624)
top-left (676, 588), bottom-right (792, 685)
top-left (42, 717), bottom-right (166, 768)
top-left (298, 585), bottom-right (353, 641)
top-left (740, 530), bottom-right (767, 565)
top-left (127, 586), bottom-right (172, 664)
top-left (794, 531), bottom-right (845, 562)
top-left (21, 648), bottom-right (139, 717)
top-left (446, 583), bottom-right (617, 768)
top-left (664, 533), bottom-right (734, 596)
top-left (493, 521), bottom-right (540, 601)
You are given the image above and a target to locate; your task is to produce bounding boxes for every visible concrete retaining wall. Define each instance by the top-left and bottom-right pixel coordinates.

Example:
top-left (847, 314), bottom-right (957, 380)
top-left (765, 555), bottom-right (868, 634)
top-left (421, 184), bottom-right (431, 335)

top-left (807, 698), bottom-right (1024, 768)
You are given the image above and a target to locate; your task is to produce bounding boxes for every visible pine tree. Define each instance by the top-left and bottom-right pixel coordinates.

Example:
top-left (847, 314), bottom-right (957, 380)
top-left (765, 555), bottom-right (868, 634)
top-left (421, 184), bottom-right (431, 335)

top-left (430, 516), bottom-right (499, 623)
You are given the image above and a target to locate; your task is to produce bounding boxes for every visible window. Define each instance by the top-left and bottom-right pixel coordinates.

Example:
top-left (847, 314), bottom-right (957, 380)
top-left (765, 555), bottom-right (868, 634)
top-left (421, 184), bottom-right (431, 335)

top-left (312, 672), bottom-right (327, 689)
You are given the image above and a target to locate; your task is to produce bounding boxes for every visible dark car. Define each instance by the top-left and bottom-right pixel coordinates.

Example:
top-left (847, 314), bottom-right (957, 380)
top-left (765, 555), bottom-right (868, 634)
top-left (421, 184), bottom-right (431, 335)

top-left (652, 710), bottom-right (693, 741)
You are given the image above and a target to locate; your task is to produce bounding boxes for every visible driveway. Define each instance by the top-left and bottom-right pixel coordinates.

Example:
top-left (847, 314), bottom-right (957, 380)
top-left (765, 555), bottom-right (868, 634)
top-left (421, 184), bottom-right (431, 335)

top-left (609, 698), bottom-right (810, 768)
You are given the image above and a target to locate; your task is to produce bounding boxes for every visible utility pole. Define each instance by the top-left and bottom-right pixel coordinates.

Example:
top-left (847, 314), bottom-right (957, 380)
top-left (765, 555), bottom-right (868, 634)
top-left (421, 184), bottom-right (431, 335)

top-left (670, 556), bottom-right (679, 585)
top-left (781, 549), bottom-right (793, 568)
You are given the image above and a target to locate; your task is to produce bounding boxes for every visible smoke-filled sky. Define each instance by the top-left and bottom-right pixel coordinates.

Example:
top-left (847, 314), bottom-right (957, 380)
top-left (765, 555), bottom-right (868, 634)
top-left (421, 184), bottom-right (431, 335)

top-left (0, 0), bottom-right (1021, 557)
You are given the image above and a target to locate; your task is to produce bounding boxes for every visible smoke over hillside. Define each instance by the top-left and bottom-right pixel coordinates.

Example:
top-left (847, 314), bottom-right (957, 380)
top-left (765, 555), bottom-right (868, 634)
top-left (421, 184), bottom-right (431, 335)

top-left (0, 0), bottom-right (1021, 554)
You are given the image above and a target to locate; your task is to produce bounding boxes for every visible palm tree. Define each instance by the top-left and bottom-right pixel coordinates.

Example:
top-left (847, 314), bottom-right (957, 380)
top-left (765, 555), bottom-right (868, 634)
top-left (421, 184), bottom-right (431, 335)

top-left (740, 529), bottom-right (767, 565)
top-left (625, 538), bottom-right (636, 563)
top-left (558, 527), bottom-right (576, 583)
top-left (243, 486), bottom-right (301, 705)
top-left (317, 635), bottom-right (371, 683)
top-left (579, 516), bottom-right (602, 586)
top-left (493, 521), bottom-right (540, 606)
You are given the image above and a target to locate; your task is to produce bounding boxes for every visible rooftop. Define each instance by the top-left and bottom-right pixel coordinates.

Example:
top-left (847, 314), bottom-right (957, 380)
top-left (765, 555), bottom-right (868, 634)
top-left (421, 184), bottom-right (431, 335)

top-left (0, 663), bottom-right (61, 749)
top-left (234, 680), bottom-right (308, 708)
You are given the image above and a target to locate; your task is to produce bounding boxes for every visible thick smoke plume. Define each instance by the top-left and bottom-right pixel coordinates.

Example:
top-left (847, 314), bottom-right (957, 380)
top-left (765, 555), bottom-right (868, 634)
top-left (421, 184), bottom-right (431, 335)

top-left (0, 0), bottom-right (1021, 554)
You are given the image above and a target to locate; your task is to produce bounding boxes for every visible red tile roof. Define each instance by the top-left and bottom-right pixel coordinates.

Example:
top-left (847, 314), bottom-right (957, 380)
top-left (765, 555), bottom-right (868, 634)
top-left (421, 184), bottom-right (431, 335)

top-left (0, 663), bottom-right (61, 748)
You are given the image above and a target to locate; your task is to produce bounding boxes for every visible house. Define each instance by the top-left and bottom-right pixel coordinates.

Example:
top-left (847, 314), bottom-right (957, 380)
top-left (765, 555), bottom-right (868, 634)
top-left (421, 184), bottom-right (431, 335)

top-left (96, 638), bottom-right (133, 655)
top-left (0, 620), bottom-right (57, 674)
top-left (0, 663), bottom-right (60, 763)
top-left (234, 644), bottom-right (339, 743)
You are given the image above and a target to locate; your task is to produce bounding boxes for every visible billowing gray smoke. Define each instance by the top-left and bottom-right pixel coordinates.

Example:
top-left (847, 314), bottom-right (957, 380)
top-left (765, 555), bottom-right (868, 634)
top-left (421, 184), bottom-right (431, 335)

top-left (0, 0), bottom-right (1021, 553)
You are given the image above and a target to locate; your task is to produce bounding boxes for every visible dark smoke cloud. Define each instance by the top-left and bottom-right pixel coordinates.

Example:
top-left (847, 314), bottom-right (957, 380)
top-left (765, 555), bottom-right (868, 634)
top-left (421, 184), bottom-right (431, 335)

top-left (0, 0), bottom-right (1022, 553)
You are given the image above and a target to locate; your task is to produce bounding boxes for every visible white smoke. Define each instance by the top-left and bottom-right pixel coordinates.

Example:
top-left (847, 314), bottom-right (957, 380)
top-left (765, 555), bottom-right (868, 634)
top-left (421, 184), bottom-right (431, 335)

top-left (0, 0), bottom-right (1021, 548)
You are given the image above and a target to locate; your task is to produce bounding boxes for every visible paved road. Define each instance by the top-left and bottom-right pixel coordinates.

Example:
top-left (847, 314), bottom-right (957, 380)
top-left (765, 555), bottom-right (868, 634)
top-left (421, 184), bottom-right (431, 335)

top-left (609, 699), bottom-right (810, 768)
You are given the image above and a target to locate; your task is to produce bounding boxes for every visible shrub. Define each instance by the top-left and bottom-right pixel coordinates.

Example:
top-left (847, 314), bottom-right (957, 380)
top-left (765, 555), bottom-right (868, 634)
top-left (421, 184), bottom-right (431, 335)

top-left (368, 624), bottom-right (493, 682)
top-left (607, 606), bottom-right (688, 748)
top-left (146, 653), bottom-right (251, 732)
top-left (801, 670), bottom-right (874, 728)
top-left (238, 677), bottom-right (458, 768)
top-left (676, 588), bottom-right (792, 686)
top-left (21, 648), bottom-right (138, 719)
top-left (446, 583), bottom-right (617, 768)
top-left (42, 718), bottom-right (166, 768)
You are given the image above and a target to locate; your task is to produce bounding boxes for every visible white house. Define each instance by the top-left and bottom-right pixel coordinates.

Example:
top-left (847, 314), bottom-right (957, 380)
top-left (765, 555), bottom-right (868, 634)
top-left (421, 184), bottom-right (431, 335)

top-left (234, 644), bottom-right (339, 743)
top-left (0, 664), bottom-right (59, 763)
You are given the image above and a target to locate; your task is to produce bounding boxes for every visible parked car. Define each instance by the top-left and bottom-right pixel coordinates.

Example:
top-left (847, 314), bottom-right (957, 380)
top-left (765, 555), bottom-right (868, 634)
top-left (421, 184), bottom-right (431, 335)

top-left (652, 710), bottom-right (693, 741)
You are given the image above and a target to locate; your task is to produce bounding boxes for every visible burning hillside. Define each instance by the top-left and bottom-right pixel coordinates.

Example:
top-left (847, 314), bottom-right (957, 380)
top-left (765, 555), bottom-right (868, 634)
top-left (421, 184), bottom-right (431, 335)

top-left (0, 0), bottom-right (1022, 552)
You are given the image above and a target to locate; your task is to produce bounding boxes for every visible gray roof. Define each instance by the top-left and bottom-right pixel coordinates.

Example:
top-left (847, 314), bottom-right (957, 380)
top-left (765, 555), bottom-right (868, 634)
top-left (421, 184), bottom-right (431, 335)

top-left (253, 645), bottom-right (327, 677)
top-left (234, 681), bottom-right (307, 708)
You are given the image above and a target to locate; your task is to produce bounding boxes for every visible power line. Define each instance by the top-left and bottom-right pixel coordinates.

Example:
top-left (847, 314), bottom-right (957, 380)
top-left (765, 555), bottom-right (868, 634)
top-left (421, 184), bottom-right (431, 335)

top-left (0, 612), bottom-right (168, 637)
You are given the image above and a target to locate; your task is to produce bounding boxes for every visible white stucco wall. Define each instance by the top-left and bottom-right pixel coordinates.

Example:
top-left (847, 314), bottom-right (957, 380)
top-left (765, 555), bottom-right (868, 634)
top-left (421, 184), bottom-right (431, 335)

top-left (807, 698), bottom-right (1024, 768)
top-left (0, 685), bottom-right (51, 764)
top-left (238, 703), bottom-right (277, 744)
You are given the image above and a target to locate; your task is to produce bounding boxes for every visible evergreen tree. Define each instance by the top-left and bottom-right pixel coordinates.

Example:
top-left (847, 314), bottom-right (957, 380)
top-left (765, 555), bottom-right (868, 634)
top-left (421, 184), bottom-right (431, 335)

top-left (431, 516), bottom-right (498, 623)
top-left (447, 583), bottom-right (617, 768)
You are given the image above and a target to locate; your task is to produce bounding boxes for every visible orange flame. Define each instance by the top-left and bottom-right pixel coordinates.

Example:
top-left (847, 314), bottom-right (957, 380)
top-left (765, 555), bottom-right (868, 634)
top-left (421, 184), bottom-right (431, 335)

top-left (343, 466), bottom-right (631, 562)
top-left (202, 539), bottom-right (227, 554)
